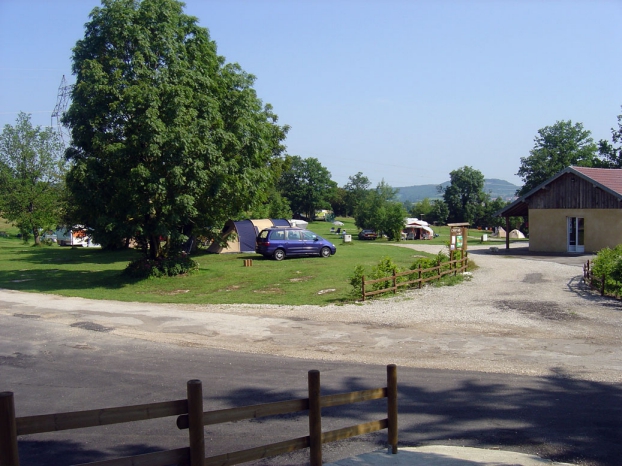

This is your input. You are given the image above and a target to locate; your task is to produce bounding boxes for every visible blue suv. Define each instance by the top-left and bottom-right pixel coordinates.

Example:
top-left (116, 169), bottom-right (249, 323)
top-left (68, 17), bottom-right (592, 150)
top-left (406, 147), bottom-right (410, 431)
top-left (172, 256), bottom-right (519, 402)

top-left (255, 227), bottom-right (337, 261)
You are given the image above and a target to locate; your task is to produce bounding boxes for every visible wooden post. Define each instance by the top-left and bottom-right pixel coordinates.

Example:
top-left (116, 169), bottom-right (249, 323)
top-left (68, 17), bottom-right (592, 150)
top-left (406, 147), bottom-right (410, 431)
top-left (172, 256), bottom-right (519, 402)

top-left (418, 266), bottom-right (422, 289)
top-left (392, 269), bottom-right (397, 294)
top-left (308, 370), bottom-right (322, 466)
top-left (386, 365), bottom-right (398, 454)
top-left (437, 260), bottom-right (441, 282)
top-left (361, 276), bottom-right (366, 302)
top-left (601, 274), bottom-right (606, 296)
top-left (505, 216), bottom-right (510, 250)
top-left (0, 392), bottom-right (19, 466)
top-left (187, 380), bottom-right (205, 466)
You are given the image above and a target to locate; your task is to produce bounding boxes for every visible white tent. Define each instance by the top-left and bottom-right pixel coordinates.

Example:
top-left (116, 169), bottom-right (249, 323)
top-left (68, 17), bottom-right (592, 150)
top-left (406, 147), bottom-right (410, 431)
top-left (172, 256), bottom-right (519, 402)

top-left (290, 219), bottom-right (309, 228)
top-left (493, 226), bottom-right (506, 238)
top-left (509, 229), bottom-right (525, 239)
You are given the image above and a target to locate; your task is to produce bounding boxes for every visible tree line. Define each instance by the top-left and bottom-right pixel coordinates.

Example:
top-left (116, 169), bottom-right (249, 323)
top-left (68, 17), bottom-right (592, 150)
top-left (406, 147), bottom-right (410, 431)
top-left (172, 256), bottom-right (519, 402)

top-left (1, 0), bottom-right (621, 274)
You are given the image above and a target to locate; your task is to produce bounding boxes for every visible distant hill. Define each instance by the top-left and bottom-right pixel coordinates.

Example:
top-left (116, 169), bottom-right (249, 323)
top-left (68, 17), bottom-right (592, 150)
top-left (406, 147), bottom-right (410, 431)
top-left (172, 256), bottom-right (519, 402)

top-left (396, 178), bottom-right (520, 203)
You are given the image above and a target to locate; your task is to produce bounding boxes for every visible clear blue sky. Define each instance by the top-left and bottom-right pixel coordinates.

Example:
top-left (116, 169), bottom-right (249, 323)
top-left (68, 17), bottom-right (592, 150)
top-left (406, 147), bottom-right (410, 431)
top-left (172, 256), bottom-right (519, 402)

top-left (1, 0), bottom-right (620, 188)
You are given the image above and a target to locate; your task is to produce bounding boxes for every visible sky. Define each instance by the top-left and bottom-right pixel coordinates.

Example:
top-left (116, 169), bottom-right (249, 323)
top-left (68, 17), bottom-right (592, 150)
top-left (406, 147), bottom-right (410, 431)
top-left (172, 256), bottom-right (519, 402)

top-left (1, 0), bottom-right (620, 189)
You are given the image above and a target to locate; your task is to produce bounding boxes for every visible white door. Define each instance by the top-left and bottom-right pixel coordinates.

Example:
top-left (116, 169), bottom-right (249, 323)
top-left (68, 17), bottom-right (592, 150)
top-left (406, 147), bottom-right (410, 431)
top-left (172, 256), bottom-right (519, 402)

top-left (567, 217), bottom-right (584, 252)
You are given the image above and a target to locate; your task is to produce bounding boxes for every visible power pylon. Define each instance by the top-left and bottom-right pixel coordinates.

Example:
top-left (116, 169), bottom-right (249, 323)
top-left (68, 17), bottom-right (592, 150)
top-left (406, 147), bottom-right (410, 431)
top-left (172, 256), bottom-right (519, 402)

top-left (51, 75), bottom-right (73, 143)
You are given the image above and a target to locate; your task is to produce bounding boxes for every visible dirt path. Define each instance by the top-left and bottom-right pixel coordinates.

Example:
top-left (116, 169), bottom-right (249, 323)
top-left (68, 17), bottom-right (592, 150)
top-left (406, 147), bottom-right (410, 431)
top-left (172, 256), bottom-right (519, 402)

top-left (1, 243), bottom-right (620, 382)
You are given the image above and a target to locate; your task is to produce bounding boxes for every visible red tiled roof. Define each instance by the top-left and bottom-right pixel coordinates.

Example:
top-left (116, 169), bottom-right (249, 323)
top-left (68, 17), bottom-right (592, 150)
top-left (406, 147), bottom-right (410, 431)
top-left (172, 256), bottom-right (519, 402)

top-left (571, 167), bottom-right (622, 197)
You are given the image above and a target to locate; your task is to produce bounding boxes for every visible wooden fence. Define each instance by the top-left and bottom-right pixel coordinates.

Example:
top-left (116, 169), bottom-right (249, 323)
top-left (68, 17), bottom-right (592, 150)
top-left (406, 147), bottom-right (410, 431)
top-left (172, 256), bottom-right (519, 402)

top-left (0, 365), bottom-right (398, 466)
top-left (361, 255), bottom-right (468, 301)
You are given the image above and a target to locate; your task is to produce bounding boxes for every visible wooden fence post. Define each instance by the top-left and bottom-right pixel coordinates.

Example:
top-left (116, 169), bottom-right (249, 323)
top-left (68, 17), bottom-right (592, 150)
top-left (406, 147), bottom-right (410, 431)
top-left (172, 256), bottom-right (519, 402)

top-left (392, 269), bottom-right (397, 294)
top-left (437, 261), bottom-right (441, 282)
top-left (187, 380), bottom-right (205, 466)
top-left (386, 365), bottom-right (398, 454)
top-left (418, 266), bottom-right (422, 289)
top-left (0, 392), bottom-right (19, 466)
top-left (308, 370), bottom-right (322, 466)
top-left (361, 276), bottom-right (366, 302)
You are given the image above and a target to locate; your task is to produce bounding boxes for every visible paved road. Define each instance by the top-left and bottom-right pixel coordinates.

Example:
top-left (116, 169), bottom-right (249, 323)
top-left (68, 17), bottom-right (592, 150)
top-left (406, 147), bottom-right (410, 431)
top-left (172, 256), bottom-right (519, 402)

top-left (2, 311), bottom-right (620, 466)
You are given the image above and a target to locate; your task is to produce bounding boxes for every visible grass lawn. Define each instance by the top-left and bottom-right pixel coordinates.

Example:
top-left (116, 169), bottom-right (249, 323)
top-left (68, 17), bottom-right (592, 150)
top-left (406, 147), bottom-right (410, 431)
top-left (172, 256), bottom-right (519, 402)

top-left (0, 217), bottom-right (457, 306)
top-left (0, 217), bottom-right (524, 305)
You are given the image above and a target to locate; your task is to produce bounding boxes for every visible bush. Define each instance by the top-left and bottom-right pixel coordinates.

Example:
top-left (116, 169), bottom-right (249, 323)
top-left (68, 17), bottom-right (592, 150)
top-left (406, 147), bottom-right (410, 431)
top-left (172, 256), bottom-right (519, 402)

top-left (591, 244), bottom-right (622, 296)
top-left (124, 252), bottom-right (198, 279)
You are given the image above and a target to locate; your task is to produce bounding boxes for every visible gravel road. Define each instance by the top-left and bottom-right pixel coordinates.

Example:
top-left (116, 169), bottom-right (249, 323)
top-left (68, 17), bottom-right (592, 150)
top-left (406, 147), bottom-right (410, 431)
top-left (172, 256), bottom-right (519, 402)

top-left (1, 243), bottom-right (620, 383)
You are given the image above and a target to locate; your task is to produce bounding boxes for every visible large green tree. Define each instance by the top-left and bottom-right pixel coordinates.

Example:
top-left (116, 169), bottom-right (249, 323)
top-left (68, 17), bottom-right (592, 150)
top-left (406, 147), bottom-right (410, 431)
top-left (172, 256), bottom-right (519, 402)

top-left (277, 155), bottom-right (336, 219)
top-left (517, 120), bottom-right (598, 195)
top-left (63, 0), bottom-right (288, 259)
top-left (440, 166), bottom-right (486, 224)
top-left (0, 112), bottom-right (66, 244)
top-left (598, 107), bottom-right (622, 168)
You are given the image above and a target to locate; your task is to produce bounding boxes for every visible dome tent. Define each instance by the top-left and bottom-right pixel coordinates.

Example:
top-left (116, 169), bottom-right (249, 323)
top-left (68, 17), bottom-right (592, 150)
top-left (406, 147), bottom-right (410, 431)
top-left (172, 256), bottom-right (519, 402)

top-left (207, 219), bottom-right (290, 253)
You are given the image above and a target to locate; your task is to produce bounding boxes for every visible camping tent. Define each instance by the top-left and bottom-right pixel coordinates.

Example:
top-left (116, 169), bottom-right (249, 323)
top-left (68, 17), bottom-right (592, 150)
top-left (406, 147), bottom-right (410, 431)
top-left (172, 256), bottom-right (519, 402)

top-left (493, 226), bottom-right (506, 238)
top-left (207, 219), bottom-right (290, 253)
top-left (509, 229), bottom-right (525, 239)
top-left (290, 219), bottom-right (309, 228)
top-left (403, 218), bottom-right (434, 240)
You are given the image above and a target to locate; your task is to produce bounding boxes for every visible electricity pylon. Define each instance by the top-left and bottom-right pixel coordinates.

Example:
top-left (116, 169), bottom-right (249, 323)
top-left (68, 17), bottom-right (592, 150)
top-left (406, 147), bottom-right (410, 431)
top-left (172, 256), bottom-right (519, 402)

top-left (51, 75), bottom-right (73, 143)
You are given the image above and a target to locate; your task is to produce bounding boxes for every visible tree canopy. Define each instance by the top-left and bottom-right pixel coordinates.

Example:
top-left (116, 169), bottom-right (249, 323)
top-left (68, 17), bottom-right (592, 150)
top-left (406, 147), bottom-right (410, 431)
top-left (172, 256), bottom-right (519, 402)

top-left (63, 0), bottom-right (288, 259)
top-left (440, 166), bottom-right (486, 224)
top-left (344, 171), bottom-right (371, 217)
top-left (0, 112), bottom-right (66, 244)
top-left (598, 106), bottom-right (622, 168)
top-left (516, 120), bottom-right (597, 195)
top-left (277, 155), bottom-right (336, 220)
top-left (354, 180), bottom-right (406, 240)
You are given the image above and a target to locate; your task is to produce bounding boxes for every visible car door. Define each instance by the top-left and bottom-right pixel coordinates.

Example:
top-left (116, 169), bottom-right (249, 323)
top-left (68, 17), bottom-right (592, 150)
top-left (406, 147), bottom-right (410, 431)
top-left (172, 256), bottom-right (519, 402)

top-left (301, 230), bottom-right (319, 255)
top-left (285, 229), bottom-right (303, 255)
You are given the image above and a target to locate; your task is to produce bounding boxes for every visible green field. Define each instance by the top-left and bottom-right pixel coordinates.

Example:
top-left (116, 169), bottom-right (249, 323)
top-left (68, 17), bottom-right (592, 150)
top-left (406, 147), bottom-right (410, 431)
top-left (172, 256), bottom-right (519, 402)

top-left (0, 217), bottom-right (525, 305)
top-left (0, 218), bottom-right (460, 305)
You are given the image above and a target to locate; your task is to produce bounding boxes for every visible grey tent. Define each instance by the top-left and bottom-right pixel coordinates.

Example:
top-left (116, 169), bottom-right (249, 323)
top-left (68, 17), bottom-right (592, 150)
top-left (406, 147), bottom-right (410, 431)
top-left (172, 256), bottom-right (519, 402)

top-left (207, 219), bottom-right (290, 253)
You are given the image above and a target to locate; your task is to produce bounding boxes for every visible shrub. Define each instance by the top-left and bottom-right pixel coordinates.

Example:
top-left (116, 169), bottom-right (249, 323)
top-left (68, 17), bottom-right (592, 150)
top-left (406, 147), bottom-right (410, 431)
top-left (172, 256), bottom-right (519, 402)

top-left (124, 252), bottom-right (198, 279)
top-left (591, 245), bottom-right (622, 296)
top-left (348, 265), bottom-right (365, 298)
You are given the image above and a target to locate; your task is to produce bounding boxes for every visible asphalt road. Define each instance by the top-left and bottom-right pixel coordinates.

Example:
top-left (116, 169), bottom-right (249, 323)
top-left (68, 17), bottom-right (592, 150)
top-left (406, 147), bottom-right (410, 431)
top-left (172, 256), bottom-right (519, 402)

top-left (1, 311), bottom-right (620, 466)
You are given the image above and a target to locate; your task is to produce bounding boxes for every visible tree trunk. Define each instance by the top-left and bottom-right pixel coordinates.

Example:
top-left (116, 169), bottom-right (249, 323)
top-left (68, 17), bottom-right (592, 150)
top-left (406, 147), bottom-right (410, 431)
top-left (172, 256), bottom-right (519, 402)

top-left (148, 235), bottom-right (161, 260)
top-left (33, 227), bottom-right (40, 245)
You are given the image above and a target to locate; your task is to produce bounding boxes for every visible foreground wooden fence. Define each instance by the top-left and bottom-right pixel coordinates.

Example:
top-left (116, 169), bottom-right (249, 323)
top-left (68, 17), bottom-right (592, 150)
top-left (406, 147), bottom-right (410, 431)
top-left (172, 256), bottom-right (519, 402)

top-left (0, 365), bottom-right (398, 466)
top-left (362, 255), bottom-right (468, 301)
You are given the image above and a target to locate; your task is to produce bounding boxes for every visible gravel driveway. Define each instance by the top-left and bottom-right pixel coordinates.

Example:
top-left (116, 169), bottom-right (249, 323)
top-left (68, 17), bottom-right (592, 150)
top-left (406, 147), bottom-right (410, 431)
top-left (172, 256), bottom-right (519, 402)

top-left (1, 243), bottom-right (620, 383)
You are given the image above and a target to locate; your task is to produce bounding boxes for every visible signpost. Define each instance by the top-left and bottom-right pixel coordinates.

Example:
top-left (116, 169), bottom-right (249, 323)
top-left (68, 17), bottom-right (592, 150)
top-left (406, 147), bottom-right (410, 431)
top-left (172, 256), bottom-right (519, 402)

top-left (447, 223), bottom-right (469, 265)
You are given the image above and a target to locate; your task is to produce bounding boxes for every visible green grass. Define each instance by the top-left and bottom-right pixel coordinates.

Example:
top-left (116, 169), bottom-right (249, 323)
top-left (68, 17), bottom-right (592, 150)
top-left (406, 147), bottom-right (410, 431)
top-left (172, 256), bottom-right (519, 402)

top-left (0, 217), bottom-right (453, 306)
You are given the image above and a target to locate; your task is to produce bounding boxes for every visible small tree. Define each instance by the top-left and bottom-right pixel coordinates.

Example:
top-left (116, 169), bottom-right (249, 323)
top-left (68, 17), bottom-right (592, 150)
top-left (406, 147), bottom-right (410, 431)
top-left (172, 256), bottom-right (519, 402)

top-left (354, 180), bottom-right (405, 240)
top-left (0, 112), bottom-right (66, 244)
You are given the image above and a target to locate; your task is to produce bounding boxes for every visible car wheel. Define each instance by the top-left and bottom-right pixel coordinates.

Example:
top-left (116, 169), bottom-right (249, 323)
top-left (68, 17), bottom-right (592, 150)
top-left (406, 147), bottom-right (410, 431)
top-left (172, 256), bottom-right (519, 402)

top-left (320, 247), bottom-right (331, 258)
top-left (273, 249), bottom-right (286, 261)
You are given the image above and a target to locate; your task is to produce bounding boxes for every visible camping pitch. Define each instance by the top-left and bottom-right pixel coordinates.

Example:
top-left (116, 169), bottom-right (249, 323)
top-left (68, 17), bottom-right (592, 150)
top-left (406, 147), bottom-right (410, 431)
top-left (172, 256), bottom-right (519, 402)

top-left (207, 219), bottom-right (290, 253)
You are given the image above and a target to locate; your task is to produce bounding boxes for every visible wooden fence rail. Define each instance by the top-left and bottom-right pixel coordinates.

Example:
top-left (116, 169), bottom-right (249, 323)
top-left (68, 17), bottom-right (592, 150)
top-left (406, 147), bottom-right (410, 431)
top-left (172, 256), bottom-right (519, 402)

top-left (0, 365), bottom-right (398, 466)
top-left (361, 255), bottom-right (468, 301)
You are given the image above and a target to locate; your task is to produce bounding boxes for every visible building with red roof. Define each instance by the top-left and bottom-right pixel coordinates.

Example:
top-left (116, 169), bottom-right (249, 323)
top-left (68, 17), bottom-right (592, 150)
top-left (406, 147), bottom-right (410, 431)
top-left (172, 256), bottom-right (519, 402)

top-left (497, 166), bottom-right (622, 253)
